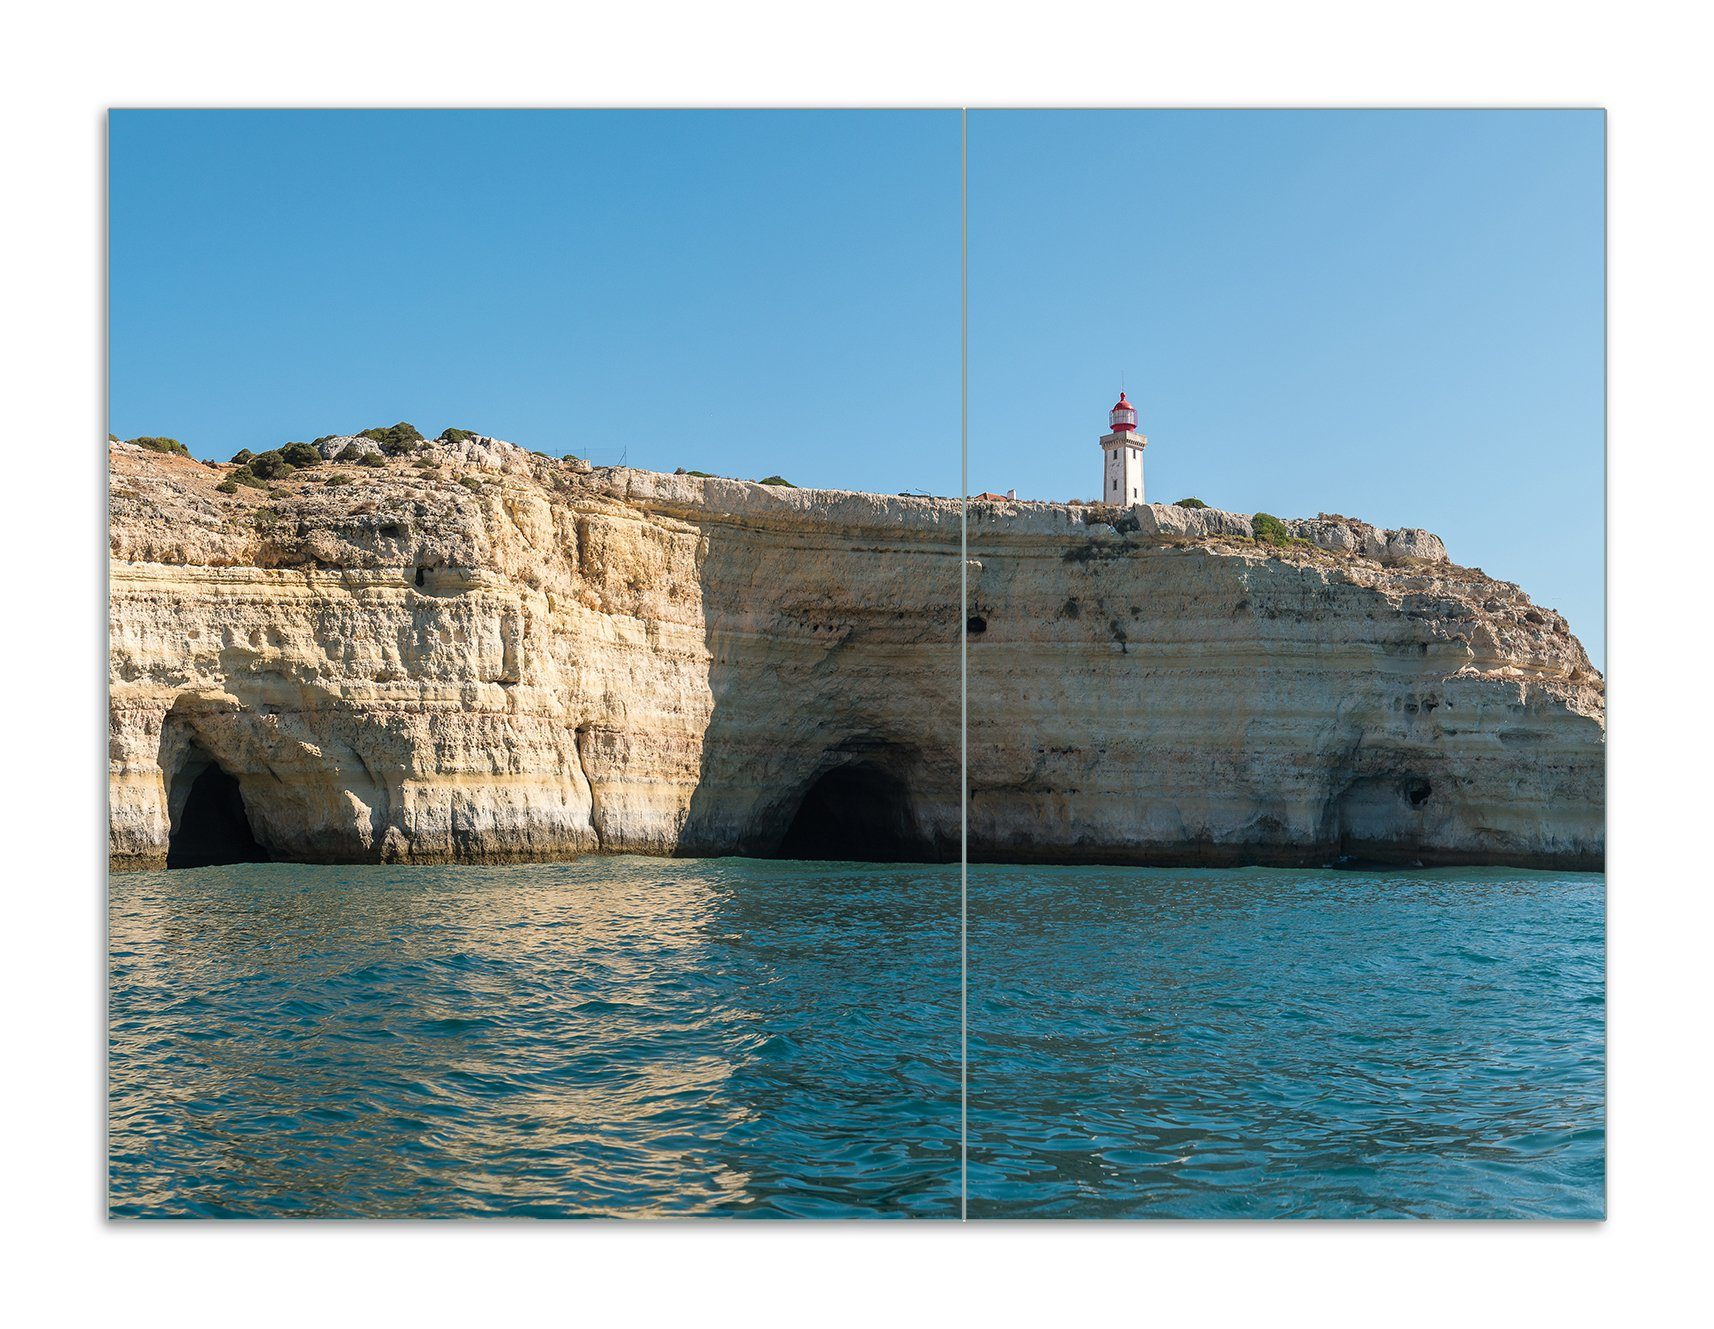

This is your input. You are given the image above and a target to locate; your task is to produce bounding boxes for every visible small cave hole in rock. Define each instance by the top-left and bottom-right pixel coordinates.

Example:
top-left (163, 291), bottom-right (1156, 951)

top-left (167, 756), bottom-right (269, 869)
top-left (775, 762), bottom-right (934, 862)
top-left (414, 565), bottom-right (426, 588)
top-left (1406, 780), bottom-right (1433, 808)
top-left (966, 615), bottom-right (987, 635)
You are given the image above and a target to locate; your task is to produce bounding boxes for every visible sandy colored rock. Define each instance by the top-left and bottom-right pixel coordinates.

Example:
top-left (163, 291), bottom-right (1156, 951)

top-left (313, 434), bottom-right (379, 460)
top-left (109, 439), bottom-right (1604, 871)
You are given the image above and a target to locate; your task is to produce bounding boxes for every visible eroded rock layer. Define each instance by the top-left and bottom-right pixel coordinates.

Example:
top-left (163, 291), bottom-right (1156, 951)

top-left (109, 438), bottom-right (1603, 871)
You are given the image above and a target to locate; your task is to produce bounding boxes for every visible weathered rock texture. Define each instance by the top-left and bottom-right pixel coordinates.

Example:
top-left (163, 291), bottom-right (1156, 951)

top-left (109, 438), bottom-right (1604, 872)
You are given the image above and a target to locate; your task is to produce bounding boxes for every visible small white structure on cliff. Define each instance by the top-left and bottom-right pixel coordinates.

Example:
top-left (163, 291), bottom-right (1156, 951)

top-left (1100, 390), bottom-right (1147, 504)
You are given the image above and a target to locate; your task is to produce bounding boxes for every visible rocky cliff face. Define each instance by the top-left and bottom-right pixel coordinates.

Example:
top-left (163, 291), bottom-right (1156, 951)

top-left (109, 436), bottom-right (1604, 872)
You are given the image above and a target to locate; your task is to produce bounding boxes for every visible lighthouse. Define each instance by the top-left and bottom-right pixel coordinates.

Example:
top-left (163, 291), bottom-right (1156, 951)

top-left (1099, 390), bottom-right (1147, 505)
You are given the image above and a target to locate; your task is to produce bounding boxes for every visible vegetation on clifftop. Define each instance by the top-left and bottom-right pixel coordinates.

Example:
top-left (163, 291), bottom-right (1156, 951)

top-left (246, 451), bottom-right (296, 480)
top-left (359, 422), bottom-right (425, 455)
top-left (217, 467), bottom-right (269, 493)
top-left (130, 436), bottom-right (188, 457)
top-left (1251, 512), bottom-right (1303, 547)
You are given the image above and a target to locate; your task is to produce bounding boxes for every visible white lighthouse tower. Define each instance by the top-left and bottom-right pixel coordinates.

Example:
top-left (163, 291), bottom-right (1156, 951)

top-left (1099, 390), bottom-right (1147, 505)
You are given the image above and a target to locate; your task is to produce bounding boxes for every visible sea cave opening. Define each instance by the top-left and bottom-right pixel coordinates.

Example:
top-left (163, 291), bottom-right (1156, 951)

top-left (775, 761), bottom-right (935, 863)
top-left (167, 753), bottom-right (270, 869)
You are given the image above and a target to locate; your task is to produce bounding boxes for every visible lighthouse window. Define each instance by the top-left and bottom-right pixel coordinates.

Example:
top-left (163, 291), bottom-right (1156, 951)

top-left (1112, 479), bottom-right (1118, 492)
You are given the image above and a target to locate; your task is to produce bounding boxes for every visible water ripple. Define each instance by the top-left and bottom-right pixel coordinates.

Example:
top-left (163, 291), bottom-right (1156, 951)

top-left (109, 860), bottom-right (1602, 1218)
top-left (967, 865), bottom-right (1604, 1218)
top-left (109, 858), bottom-right (960, 1218)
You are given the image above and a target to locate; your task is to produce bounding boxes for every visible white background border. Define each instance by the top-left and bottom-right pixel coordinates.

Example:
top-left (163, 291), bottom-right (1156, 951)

top-left (6, 1), bottom-right (1709, 1323)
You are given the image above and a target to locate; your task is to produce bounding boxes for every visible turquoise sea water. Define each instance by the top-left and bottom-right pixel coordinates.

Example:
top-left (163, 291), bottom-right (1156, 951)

top-left (108, 860), bottom-right (1603, 1219)
top-left (968, 865), bottom-right (1604, 1218)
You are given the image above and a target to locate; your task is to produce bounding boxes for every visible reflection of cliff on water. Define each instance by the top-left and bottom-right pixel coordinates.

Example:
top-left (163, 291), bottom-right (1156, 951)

top-left (109, 858), bottom-right (960, 1217)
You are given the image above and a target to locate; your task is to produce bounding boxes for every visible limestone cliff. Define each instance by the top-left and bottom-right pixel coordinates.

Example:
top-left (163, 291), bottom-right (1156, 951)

top-left (108, 436), bottom-right (1604, 872)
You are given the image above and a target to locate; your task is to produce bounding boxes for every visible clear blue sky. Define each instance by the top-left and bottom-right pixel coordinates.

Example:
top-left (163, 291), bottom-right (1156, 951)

top-left (110, 110), bottom-right (1602, 664)
top-left (109, 110), bottom-right (961, 491)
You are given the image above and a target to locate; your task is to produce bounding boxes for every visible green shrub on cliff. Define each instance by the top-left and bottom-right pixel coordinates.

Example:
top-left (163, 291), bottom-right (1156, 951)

top-left (357, 451), bottom-right (388, 468)
top-left (1174, 496), bottom-right (1208, 509)
top-left (246, 449), bottom-right (296, 480)
top-left (1251, 512), bottom-right (1301, 547)
top-left (439, 427), bottom-right (476, 444)
top-left (360, 422), bottom-right (425, 455)
top-left (279, 442), bottom-right (321, 468)
top-left (131, 436), bottom-right (188, 456)
top-left (220, 467), bottom-right (269, 492)
top-left (759, 475), bottom-right (795, 487)
top-left (335, 443), bottom-right (367, 462)
top-left (458, 476), bottom-right (484, 492)
top-left (325, 473), bottom-right (354, 487)
top-left (686, 470), bottom-right (714, 478)
top-left (230, 448), bottom-right (255, 465)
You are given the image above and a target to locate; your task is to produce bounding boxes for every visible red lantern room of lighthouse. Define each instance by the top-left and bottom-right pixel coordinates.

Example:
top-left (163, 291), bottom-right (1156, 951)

top-left (1098, 389), bottom-right (1148, 505)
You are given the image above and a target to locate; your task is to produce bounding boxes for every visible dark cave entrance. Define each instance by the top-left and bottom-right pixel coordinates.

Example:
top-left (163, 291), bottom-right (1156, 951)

top-left (167, 755), bottom-right (270, 869)
top-left (775, 761), bottom-right (935, 863)
top-left (1326, 772), bottom-right (1438, 867)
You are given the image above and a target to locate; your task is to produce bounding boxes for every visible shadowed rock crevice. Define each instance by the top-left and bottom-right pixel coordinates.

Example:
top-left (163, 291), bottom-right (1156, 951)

top-left (774, 760), bottom-right (940, 863)
top-left (1328, 772), bottom-right (1439, 864)
top-left (167, 750), bottom-right (270, 869)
